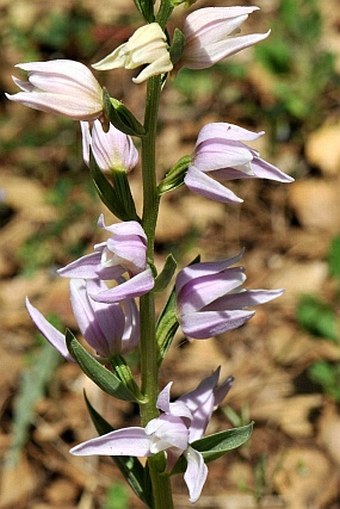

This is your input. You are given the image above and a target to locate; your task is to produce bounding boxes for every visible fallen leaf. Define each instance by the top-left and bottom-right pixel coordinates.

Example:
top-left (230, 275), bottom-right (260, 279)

top-left (305, 123), bottom-right (340, 176)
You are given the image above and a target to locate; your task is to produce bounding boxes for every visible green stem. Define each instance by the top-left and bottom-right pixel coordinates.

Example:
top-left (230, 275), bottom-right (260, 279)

top-left (139, 76), bottom-right (174, 509)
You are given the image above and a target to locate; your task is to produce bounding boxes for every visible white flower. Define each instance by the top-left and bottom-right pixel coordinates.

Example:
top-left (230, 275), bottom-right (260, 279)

top-left (92, 23), bottom-right (173, 83)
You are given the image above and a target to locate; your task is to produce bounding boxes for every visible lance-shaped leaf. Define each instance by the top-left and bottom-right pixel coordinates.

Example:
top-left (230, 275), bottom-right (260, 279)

top-left (154, 254), bottom-right (177, 293)
top-left (171, 422), bottom-right (253, 475)
top-left (90, 158), bottom-right (139, 221)
top-left (193, 421), bottom-right (253, 462)
top-left (156, 288), bottom-right (179, 362)
top-left (66, 330), bottom-right (139, 402)
top-left (133, 0), bottom-right (154, 23)
top-left (84, 391), bottom-right (153, 507)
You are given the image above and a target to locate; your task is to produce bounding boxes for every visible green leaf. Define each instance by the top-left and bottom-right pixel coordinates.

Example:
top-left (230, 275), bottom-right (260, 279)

top-left (297, 294), bottom-right (338, 343)
top-left (158, 155), bottom-right (191, 195)
top-left (171, 422), bottom-right (253, 475)
top-left (103, 90), bottom-right (145, 137)
top-left (133, 0), bottom-right (154, 23)
top-left (169, 28), bottom-right (185, 65)
top-left (84, 392), bottom-right (153, 507)
top-left (154, 254), bottom-right (177, 292)
top-left (193, 422), bottom-right (254, 462)
top-left (156, 288), bottom-right (179, 362)
top-left (90, 159), bottom-right (139, 222)
top-left (66, 330), bottom-right (139, 402)
top-left (111, 169), bottom-right (139, 221)
top-left (308, 361), bottom-right (340, 402)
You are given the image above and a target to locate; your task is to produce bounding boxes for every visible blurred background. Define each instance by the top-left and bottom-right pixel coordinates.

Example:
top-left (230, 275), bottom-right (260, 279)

top-left (0, 0), bottom-right (340, 507)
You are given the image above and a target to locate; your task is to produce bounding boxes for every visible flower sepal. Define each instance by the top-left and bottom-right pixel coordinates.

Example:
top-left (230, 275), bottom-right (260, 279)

top-left (66, 329), bottom-right (141, 402)
top-left (170, 421), bottom-right (254, 475)
top-left (158, 155), bottom-right (191, 194)
top-left (103, 89), bottom-right (146, 137)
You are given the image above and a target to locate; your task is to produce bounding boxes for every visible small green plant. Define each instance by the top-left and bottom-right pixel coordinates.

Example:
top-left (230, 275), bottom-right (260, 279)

top-left (103, 483), bottom-right (129, 509)
top-left (297, 235), bottom-right (340, 402)
top-left (254, 0), bottom-right (337, 129)
top-left (308, 361), bottom-right (340, 402)
top-left (297, 294), bottom-right (338, 343)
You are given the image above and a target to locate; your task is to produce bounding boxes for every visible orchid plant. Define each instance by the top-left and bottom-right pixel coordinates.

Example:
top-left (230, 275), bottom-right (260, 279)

top-left (6, 1), bottom-right (293, 507)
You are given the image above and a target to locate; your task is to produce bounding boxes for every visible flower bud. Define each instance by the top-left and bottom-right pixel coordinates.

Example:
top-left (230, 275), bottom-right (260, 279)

top-left (81, 120), bottom-right (138, 173)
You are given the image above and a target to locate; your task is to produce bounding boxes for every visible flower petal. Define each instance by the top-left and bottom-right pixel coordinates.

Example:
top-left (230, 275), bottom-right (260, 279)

top-left (178, 267), bottom-right (246, 314)
top-left (176, 252), bottom-right (244, 296)
top-left (180, 309), bottom-right (255, 339)
top-left (205, 288), bottom-right (284, 311)
top-left (70, 427), bottom-right (151, 456)
top-left (178, 369), bottom-right (220, 441)
top-left (184, 447), bottom-right (208, 503)
top-left (26, 298), bottom-right (73, 361)
top-left (91, 268), bottom-right (154, 303)
top-left (185, 165), bottom-right (243, 204)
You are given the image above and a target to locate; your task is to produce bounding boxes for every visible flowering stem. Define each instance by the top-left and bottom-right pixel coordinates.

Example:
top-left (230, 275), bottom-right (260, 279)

top-left (140, 76), bottom-right (174, 508)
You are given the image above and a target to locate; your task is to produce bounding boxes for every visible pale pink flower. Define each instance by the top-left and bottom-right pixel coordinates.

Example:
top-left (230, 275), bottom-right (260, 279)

top-left (6, 60), bottom-right (103, 121)
top-left (181, 6), bottom-right (270, 70)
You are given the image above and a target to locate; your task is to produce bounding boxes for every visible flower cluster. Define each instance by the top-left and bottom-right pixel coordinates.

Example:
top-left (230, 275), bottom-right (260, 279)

top-left (7, 4), bottom-right (294, 506)
top-left (71, 368), bottom-right (233, 503)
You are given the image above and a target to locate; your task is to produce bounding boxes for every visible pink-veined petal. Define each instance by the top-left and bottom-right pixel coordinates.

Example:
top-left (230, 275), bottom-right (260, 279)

top-left (196, 122), bottom-right (264, 145)
top-left (205, 288), bottom-right (284, 311)
top-left (176, 252), bottom-right (244, 296)
top-left (180, 309), bottom-right (255, 339)
top-left (178, 268), bottom-right (246, 314)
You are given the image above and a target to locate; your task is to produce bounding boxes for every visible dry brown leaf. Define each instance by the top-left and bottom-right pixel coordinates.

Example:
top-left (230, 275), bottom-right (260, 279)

top-left (1, 173), bottom-right (56, 221)
top-left (268, 323), bottom-right (340, 367)
top-left (0, 453), bottom-right (38, 508)
top-left (273, 447), bottom-right (338, 509)
top-left (268, 258), bottom-right (328, 304)
top-left (305, 123), bottom-right (340, 176)
top-left (250, 395), bottom-right (322, 437)
top-left (45, 478), bottom-right (79, 505)
top-left (288, 179), bottom-right (340, 233)
top-left (318, 403), bottom-right (340, 466)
